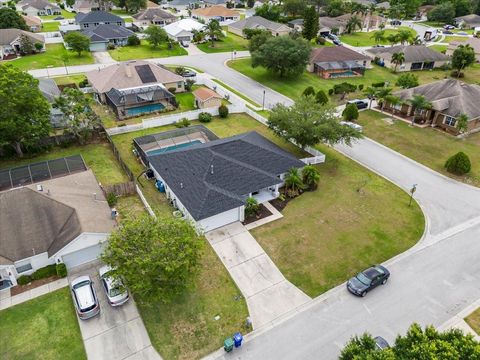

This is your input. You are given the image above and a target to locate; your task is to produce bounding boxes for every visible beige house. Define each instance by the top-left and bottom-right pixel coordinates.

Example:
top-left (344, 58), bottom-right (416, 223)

top-left (192, 6), bottom-right (240, 23)
top-left (132, 8), bottom-right (177, 29)
top-left (228, 16), bottom-right (291, 37)
top-left (22, 15), bottom-right (42, 32)
top-left (447, 38), bottom-right (480, 62)
top-left (0, 29), bottom-right (45, 59)
top-left (193, 87), bottom-right (222, 109)
top-left (16, 0), bottom-right (61, 17)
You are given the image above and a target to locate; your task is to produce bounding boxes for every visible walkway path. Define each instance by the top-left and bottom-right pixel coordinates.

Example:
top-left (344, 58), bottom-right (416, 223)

top-left (92, 51), bottom-right (116, 65)
top-left (205, 222), bottom-right (310, 329)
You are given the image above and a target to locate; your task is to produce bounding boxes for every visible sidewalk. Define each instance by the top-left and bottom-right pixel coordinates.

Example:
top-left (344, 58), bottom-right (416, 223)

top-left (439, 297), bottom-right (480, 340)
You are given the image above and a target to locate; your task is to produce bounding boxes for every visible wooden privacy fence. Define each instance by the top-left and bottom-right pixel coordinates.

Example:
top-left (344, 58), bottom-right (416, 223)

top-left (102, 181), bottom-right (136, 197)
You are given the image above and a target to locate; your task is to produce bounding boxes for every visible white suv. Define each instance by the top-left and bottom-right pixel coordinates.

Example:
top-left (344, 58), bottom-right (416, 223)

top-left (71, 276), bottom-right (100, 320)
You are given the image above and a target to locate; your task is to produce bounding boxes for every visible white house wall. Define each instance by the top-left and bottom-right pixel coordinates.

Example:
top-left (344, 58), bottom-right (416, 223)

top-left (197, 206), bottom-right (243, 232)
top-left (13, 252), bottom-right (53, 277)
top-left (53, 232), bottom-right (109, 260)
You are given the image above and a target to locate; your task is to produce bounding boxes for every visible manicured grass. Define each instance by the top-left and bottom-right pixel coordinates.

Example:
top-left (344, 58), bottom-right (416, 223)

top-left (52, 74), bottom-right (86, 86)
top-left (228, 58), bottom-right (398, 103)
top-left (41, 21), bottom-right (60, 32)
top-left (175, 91), bottom-right (195, 111)
top-left (0, 288), bottom-right (86, 360)
top-left (0, 143), bottom-right (128, 185)
top-left (108, 40), bottom-right (187, 61)
top-left (339, 27), bottom-right (416, 47)
top-left (39, 9), bottom-right (75, 19)
top-left (419, 21), bottom-right (445, 28)
top-left (357, 110), bottom-right (480, 187)
top-left (212, 78), bottom-right (261, 107)
top-left (197, 32), bottom-right (249, 53)
top-left (413, 64), bottom-right (480, 86)
top-left (429, 44), bottom-right (447, 53)
top-left (6, 44), bottom-right (94, 71)
top-left (443, 35), bottom-right (468, 43)
top-left (465, 308), bottom-right (480, 335)
top-left (116, 194), bottom-right (146, 220)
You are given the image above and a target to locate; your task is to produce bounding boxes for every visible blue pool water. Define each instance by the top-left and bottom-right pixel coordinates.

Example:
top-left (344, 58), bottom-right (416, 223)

top-left (147, 140), bottom-right (202, 156)
top-left (329, 71), bottom-right (357, 78)
top-left (126, 103), bottom-right (165, 116)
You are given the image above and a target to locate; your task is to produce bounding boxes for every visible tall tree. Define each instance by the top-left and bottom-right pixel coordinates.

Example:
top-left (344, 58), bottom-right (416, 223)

top-left (0, 64), bottom-right (51, 157)
top-left (0, 8), bottom-right (28, 30)
top-left (325, 0), bottom-right (346, 17)
top-left (144, 25), bottom-right (168, 48)
top-left (283, 0), bottom-right (307, 16)
top-left (303, 5), bottom-right (319, 41)
top-left (389, 0), bottom-right (421, 18)
top-left (391, 51), bottom-right (405, 72)
top-left (251, 36), bottom-right (311, 77)
top-left (19, 34), bottom-right (34, 55)
top-left (371, 30), bottom-right (385, 45)
top-left (268, 96), bottom-right (362, 148)
top-left (385, 95), bottom-right (402, 115)
top-left (451, 44), bottom-right (476, 76)
top-left (102, 214), bottom-right (203, 301)
top-left (396, 29), bottom-right (412, 45)
top-left (376, 87), bottom-right (393, 112)
top-left (205, 19), bottom-right (224, 47)
top-left (125, 0), bottom-right (146, 14)
top-left (254, 4), bottom-right (281, 21)
top-left (387, 33), bottom-right (399, 46)
top-left (346, 15), bottom-right (362, 33)
top-left (427, 2), bottom-right (456, 24)
top-left (248, 30), bottom-right (271, 52)
top-left (64, 31), bottom-right (90, 56)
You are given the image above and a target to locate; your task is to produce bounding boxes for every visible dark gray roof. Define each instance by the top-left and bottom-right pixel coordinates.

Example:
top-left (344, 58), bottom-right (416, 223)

top-left (75, 10), bottom-right (123, 24)
top-left (367, 45), bottom-right (450, 62)
top-left (106, 84), bottom-right (174, 106)
top-left (0, 188), bottom-right (82, 264)
top-left (132, 8), bottom-right (176, 21)
top-left (82, 24), bottom-right (134, 41)
top-left (454, 14), bottom-right (480, 25)
top-left (148, 131), bottom-right (305, 220)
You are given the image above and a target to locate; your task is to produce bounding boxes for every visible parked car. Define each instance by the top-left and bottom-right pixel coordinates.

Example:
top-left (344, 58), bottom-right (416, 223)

top-left (374, 336), bottom-right (390, 350)
top-left (71, 276), bottom-right (100, 319)
top-left (340, 121), bottom-right (363, 132)
top-left (347, 99), bottom-right (368, 109)
top-left (372, 44), bottom-right (385, 48)
top-left (99, 266), bottom-right (129, 307)
top-left (180, 40), bottom-right (189, 48)
top-left (347, 265), bottom-right (390, 297)
top-left (457, 31), bottom-right (468, 36)
top-left (390, 20), bottom-right (401, 26)
top-left (442, 30), bottom-right (453, 34)
top-left (182, 70), bottom-right (197, 78)
top-left (333, 39), bottom-right (342, 45)
top-left (443, 24), bottom-right (455, 30)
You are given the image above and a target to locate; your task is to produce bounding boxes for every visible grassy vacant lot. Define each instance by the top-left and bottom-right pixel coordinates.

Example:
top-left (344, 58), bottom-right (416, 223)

top-left (197, 32), bottom-right (249, 53)
top-left (52, 74), bottom-right (87, 86)
top-left (7, 44), bottom-right (94, 71)
top-left (0, 143), bottom-right (128, 185)
top-left (0, 288), bottom-right (86, 360)
top-left (40, 9), bottom-right (75, 20)
top-left (340, 27), bottom-right (416, 47)
top-left (357, 110), bottom-right (480, 187)
top-left (108, 40), bottom-right (187, 61)
top-left (229, 58), bottom-right (398, 102)
top-left (41, 21), bottom-right (60, 32)
top-left (465, 308), bottom-right (480, 335)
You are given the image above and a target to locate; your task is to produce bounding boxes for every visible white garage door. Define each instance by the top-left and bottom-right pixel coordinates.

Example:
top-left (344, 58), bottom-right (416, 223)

top-left (197, 207), bottom-right (241, 232)
top-left (62, 244), bottom-right (103, 269)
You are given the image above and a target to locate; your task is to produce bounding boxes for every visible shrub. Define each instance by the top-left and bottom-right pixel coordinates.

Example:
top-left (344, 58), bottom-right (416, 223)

top-left (316, 36), bottom-right (326, 45)
top-left (199, 112), bottom-right (212, 123)
top-left (333, 82), bottom-right (357, 94)
top-left (167, 87), bottom-right (177, 93)
top-left (17, 275), bottom-right (32, 285)
top-left (358, 84), bottom-right (364, 91)
top-left (56, 263), bottom-right (67, 278)
top-left (127, 34), bottom-right (140, 46)
top-left (396, 73), bottom-right (419, 89)
top-left (445, 152), bottom-right (471, 175)
top-left (245, 196), bottom-right (260, 217)
top-left (79, 78), bottom-right (89, 88)
top-left (372, 81), bottom-right (385, 88)
top-left (31, 264), bottom-right (57, 280)
top-left (185, 79), bottom-right (195, 91)
top-left (175, 117), bottom-right (191, 128)
top-left (315, 90), bottom-right (328, 105)
top-left (218, 104), bottom-right (229, 118)
top-left (328, 88), bottom-right (334, 95)
top-left (107, 43), bottom-right (115, 50)
top-left (342, 103), bottom-right (359, 121)
top-left (107, 192), bottom-right (117, 207)
top-left (34, 42), bottom-right (43, 51)
top-left (302, 86), bottom-right (316, 97)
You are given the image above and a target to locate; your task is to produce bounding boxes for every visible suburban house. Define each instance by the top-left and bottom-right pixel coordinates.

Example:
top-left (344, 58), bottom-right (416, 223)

top-left (203, 0), bottom-right (227, 6)
top-left (22, 15), bottom-right (42, 32)
top-left (0, 163), bottom-right (116, 288)
top-left (446, 38), bottom-right (480, 62)
top-left (307, 46), bottom-right (371, 78)
top-left (39, 78), bottom-right (64, 128)
top-left (16, 0), bottom-right (61, 17)
top-left (163, 18), bottom-right (205, 42)
top-left (0, 29), bottom-right (45, 59)
top-left (366, 45), bottom-right (450, 71)
top-left (82, 24), bottom-right (135, 51)
top-left (138, 129), bottom-right (305, 232)
top-left (191, 6), bottom-right (240, 23)
top-left (383, 79), bottom-right (480, 134)
top-left (228, 16), bottom-right (291, 37)
top-left (132, 8), bottom-right (177, 29)
top-left (193, 87), bottom-right (222, 108)
top-left (75, 10), bottom-right (124, 29)
top-left (86, 60), bottom-right (184, 118)
top-left (167, 0), bottom-right (200, 11)
top-left (68, 0), bottom-right (101, 13)
top-left (287, 18), bottom-right (304, 32)
top-left (376, 1), bottom-right (390, 10)
top-left (318, 14), bottom-right (384, 35)
top-left (454, 14), bottom-right (480, 29)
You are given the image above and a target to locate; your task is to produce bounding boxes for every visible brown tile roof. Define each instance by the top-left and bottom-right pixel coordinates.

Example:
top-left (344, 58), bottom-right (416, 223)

top-left (192, 5), bottom-right (239, 17)
top-left (22, 15), bottom-right (41, 26)
top-left (193, 87), bottom-right (222, 101)
top-left (310, 46), bottom-right (369, 63)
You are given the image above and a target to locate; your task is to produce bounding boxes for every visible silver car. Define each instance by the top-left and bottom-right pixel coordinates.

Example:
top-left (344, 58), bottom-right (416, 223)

top-left (71, 276), bottom-right (100, 320)
top-left (99, 266), bottom-right (129, 307)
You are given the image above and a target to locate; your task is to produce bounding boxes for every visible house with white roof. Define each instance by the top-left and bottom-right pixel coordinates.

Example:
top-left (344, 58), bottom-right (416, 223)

top-left (163, 18), bottom-right (205, 42)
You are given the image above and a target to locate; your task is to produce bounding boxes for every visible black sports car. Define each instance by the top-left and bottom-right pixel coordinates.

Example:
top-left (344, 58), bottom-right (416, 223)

top-left (347, 265), bottom-right (390, 297)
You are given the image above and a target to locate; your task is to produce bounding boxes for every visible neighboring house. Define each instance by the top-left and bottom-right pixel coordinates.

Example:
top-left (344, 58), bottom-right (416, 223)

top-left (147, 0), bottom-right (161, 8)
top-left (69, 0), bottom-right (101, 13)
top-left (228, 16), bottom-right (291, 37)
top-left (318, 16), bottom-right (346, 35)
top-left (366, 45), bottom-right (450, 71)
top-left (191, 5), bottom-right (240, 23)
top-left (319, 14), bottom-right (385, 35)
top-left (167, 0), bottom-right (200, 11)
top-left (203, 0), bottom-right (227, 6)
top-left (307, 46), bottom-right (371, 79)
top-left (16, 0), bottom-right (61, 17)
top-left (193, 87), bottom-right (222, 108)
top-left (0, 29), bottom-right (45, 59)
top-left (376, 1), bottom-right (390, 10)
top-left (22, 15), bottom-right (42, 32)
top-left (82, 24), bottom-right (134, 51)
top-left (288, 18), bottom-right (303, 32)
top-left (446, 38), bottom-right (480, 62)
top-left (454, 14), bottom-right (480, 29)
top-left (38, 78), bottom-right (64, 127)
top-left (384, 79), bottom-right (480, 134)
top-left (86, 60), bottom-right (184, 118)
top-left (0, 166), bottom-right (116, 287)
top-left (75, 10), bottom-right (124, 29)
top-left (143, 130), bottom-right (306, 232)
top-left (163, 18), bottom-right (205, 42)
top-left (132, 8), bottom-right (177, 29)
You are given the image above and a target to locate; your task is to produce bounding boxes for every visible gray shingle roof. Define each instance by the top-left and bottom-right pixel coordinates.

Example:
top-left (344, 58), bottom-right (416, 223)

top-left (82, 24), bottom-right (134, 41)
top-left (18, 0), bottom-right (60, 10)
top-left (148, 131), bottom-right (305, 220)
top-left (0, 29), bottom-right (44, 46)
top-left (229, 16), bottom-right (290, 33)
top-left (132, 8), bottom-right (176, 21)
top-left (367, 45), bottom-right (450, 63)
top-left (39, 78), bottom-right (61, 103)
top-left (75, 10), bottom-right (123, 24)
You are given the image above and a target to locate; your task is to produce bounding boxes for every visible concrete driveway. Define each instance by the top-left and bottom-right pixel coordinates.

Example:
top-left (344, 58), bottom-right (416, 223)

top-left (68, 262), bottom-right (162, 360)
top-left (205, 222), bottom-right (310, 329)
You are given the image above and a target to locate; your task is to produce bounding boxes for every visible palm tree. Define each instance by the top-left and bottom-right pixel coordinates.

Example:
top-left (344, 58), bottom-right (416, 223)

top-left (397, 29), bottom-right (412, 45)
top-left (387, 33), bottom-right (399, 46)
top-left (192, 29), bottom-right (205, 43)
top-left (409, 35), bottom-right (422, 45)
top-left (363, 86), bottom-right (378, 109)
top-left (408, 94), bottom-right (432, 125)
top-left (346, 15), bottom-right (363, 34)
top-left (376, 87), bottom-right (392, 113)
top-left (205, 19), bottom-right (224, 47)
top-left (302, 165), bottom-right (320, 190)
top-left (385, 95), bottom-right (402, 115)
top-left (391, 52), bottom-right (405, 72)
top-left (284, 168), bottom-right (305, 197)
top-left (371, 30), bottom-right (385, 45)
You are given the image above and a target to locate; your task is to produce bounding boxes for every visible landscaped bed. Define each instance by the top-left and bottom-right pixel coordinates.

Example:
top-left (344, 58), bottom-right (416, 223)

top-left (108, 40), bottom-right (187, 61)
top-left (0, 287), bottom-right (86, 360)
top-left (357, 110), bottom-right (480, 187)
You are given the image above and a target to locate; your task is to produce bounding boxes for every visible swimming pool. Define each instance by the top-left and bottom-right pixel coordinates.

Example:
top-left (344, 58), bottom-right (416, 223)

top-left (147, 140), bottom-right (202, 156)
top-left (329, 71), bottom-right (357, 78)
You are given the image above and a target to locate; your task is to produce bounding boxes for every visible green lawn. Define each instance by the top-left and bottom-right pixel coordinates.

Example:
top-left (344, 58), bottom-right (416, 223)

top-left (197, 32), bottom-right (249, 53)
top-left (357, 110), bottom-right (480, 187)
top-left (0, 288), bottom-right (86, 360)
top-left (340, 27), bottom-right (416, 47)
top-left (0, 143), bottom-right (128, 185)
top-left (108, 40), bottom-right (187, 61)
top-left (39, 9), bottom-right (75, 19)
top-left (465, 308), bottom-right (480, 335)
top-left (52, 74), bottom-right (87, 86)
top-left (429, 44), bottom-right (447, 53)
top-left (443, 35), bottom-right (468, 43)
top-left (413, 64), bottom-right (480, 86)
top-left (5, 44), bottom-right (94, 71)
top-left (41, 21), bottom-right (60, 32)
top-left (212, 78), bottom-right (261, 107)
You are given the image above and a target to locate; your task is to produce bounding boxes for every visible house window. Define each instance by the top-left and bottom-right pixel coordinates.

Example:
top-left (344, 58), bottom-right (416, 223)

top-left (444, 116), bottom-right (456, 127)
top-left (15, 261), bottom-right (32, 274)
top-left (177, 82), bottom-right (182, 88)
